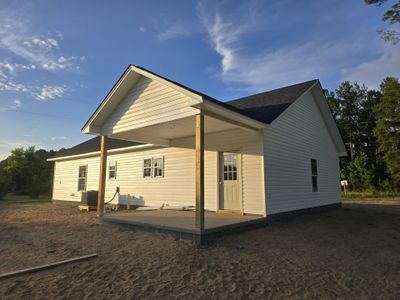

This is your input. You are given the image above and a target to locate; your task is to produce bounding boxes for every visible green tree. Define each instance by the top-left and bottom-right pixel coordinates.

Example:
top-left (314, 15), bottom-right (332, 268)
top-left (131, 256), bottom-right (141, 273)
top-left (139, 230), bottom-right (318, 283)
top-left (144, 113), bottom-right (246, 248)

top-left (374, 77), bottom-right (400, 188)
top-left (365, 0), bottom-right (400, 44)
top-left (347, 153), bottom-right (374, 191)
top-left (4, 147), bottom-right (45, 198)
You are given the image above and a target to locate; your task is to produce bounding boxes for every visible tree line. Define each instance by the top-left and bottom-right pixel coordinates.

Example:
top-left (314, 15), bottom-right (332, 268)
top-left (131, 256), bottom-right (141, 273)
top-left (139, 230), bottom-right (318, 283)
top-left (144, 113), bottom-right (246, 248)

top-left (326, 77), bottom-right (400, 192)
top-left (0, 77), bottom-right (399, 199)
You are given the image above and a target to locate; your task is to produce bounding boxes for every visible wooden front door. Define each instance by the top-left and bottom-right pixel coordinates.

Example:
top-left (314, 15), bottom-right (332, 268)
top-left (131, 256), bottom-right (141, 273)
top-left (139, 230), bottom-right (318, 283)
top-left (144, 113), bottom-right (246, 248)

top-left (219, 152), bottom-right (241, 211)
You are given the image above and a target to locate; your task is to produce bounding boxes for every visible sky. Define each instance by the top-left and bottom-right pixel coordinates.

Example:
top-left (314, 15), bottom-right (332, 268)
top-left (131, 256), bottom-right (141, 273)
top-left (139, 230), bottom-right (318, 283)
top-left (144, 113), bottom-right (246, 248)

top-left (0, 0), bottom-right (399, 159)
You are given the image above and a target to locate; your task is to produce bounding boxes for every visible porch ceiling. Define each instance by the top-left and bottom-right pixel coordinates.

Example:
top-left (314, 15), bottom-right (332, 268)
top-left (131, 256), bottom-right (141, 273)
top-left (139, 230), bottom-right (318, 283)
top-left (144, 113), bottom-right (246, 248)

top-left (108, 114), bottom-right (248, 146)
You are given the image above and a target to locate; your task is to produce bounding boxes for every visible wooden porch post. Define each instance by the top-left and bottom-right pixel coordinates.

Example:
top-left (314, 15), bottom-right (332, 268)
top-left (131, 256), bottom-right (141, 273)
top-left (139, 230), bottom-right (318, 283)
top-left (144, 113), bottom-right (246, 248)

top-left (97, 135), bottom-right (108, 217)
top-left (195, 113), bottom-right (205, 230)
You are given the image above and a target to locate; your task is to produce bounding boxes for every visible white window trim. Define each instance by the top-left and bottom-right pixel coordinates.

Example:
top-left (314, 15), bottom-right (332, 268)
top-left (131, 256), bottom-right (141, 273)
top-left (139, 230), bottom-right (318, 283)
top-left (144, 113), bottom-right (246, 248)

top-left (143, 158), bottom-right (153, 178)
top-left (77, 164), bottom-right (88, 192)
top-left (153, 157), bottom-right (164, 178)
top-left (142, 156), bottom-right (164, 178)
top-left (109, 161), bottom-right (117, 180)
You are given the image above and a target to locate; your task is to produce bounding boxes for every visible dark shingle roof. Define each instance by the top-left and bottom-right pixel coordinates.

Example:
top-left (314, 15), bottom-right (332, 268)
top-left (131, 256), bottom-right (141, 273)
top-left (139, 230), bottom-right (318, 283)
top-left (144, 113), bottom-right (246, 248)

top-left (227, 79), bottom-right (318, 123)
top-left (51, 137), bottom-right (142, 159)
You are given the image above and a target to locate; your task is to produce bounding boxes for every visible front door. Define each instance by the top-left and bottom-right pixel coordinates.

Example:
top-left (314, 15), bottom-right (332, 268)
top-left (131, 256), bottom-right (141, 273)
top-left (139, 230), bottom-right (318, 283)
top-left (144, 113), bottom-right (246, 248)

top-left (219, 152), bottom-right (241, 211)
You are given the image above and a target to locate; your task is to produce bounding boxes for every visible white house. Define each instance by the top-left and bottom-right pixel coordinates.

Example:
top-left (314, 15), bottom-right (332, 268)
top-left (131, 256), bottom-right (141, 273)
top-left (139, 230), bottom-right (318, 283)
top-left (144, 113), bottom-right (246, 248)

top-left (49, 65), bottom-right (347, 225)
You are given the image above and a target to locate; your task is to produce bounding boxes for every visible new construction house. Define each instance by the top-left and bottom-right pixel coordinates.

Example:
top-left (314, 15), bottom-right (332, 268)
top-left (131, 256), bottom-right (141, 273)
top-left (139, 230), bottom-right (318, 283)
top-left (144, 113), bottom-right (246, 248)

top-left (48, 65), bottom-right (347, 242)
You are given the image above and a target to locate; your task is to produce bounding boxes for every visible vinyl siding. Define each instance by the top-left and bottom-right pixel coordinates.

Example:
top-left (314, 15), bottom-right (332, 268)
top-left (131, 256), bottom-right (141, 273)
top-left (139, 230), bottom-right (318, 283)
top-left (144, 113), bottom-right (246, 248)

top-left (263, 90), bottom-right (341, 215)
top-left (52, 129), bottom-right (265, 215)
top-left (101, 76), bottom-right (199, 135)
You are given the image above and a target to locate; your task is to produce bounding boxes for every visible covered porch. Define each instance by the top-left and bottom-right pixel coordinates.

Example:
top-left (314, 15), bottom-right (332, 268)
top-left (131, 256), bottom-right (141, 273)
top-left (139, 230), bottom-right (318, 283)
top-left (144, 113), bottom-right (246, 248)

top-left (82, 65), bottom-right (267, 239)
top-left (102, 209), bottom-right (267, 244)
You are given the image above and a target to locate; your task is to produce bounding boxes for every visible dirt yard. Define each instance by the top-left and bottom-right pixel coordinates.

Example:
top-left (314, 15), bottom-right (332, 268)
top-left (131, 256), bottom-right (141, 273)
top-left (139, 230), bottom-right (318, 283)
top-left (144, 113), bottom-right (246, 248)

top-left (0, 201), bottom-right (399, 300)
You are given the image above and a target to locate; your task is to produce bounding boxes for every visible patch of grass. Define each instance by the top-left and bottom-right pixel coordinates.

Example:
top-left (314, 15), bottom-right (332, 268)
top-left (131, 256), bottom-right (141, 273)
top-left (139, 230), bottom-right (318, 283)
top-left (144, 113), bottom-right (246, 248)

top-left (0, 193), bottom-right (51, 204)
top-left (342, 191), bottom-right (400, 201)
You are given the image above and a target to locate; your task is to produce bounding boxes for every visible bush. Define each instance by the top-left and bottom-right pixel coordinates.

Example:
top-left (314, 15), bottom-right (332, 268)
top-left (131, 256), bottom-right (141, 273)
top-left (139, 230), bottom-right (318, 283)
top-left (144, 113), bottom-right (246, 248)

top-left (0, 173), bottom-right (11, 200)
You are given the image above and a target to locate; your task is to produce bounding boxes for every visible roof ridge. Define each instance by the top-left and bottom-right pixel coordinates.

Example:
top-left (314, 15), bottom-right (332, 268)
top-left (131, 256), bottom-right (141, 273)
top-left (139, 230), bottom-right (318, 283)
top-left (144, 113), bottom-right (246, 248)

top-left (228, 79), bottom-right (319, 104)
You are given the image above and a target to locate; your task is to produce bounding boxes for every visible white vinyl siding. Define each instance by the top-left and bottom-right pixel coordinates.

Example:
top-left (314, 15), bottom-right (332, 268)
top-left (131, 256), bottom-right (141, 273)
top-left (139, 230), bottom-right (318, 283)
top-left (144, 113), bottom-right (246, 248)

top-left (52, 128), bottom-right (265, 215)
top-left (263, 90), bottom-right (341, 215)
top-left (101, 76), bottom-right (199, 135)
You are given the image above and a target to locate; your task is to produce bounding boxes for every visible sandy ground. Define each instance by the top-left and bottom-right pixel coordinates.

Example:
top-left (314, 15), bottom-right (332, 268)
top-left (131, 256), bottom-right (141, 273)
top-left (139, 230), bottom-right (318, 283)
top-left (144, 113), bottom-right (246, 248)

top-left (0, 201), bottom-right (399, 300)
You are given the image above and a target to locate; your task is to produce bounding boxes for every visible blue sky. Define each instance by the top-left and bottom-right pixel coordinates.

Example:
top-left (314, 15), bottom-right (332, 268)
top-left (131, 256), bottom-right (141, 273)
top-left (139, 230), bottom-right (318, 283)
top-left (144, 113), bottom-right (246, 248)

top-left (0, 0), bottom-right (399, 159)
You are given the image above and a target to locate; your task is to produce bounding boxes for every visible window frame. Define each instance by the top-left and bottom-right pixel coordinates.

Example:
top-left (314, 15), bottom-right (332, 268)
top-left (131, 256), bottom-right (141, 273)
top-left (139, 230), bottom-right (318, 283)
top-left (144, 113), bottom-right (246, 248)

top-left (77, 165), bottom-right (88, 192)
top-left (311, 158), bottom-right (318, 193)
top-left (153, 157), bottom-right (164, 178)
top-left (143, 158), bottom-right (153, 178)
top-left (142, 157), bottom-right (164, 178)
top-left (108, 161), bottom-right (117, 180)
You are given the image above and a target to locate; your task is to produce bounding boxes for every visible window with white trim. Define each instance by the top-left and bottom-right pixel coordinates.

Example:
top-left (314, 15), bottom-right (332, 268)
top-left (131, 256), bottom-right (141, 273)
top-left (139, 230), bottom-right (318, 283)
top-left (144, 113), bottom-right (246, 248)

top-left (143, 158), bottom-right (152, 178)
top-left (109, 161), bottom-right (117, 179)
top-left (143, 157), bottom-right (164, 178)
top-left (78, 165), bottom-right (87, 191)
top-left (311, 159), bottom-right (318, 192)
top-left (153, 157), bottom-right (164, 177)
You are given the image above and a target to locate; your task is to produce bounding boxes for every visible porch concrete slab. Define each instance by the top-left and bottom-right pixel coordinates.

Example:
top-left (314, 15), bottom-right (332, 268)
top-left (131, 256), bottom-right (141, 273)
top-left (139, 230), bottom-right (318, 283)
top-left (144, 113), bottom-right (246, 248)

top-left (101, 210), bottom-right (267, 244)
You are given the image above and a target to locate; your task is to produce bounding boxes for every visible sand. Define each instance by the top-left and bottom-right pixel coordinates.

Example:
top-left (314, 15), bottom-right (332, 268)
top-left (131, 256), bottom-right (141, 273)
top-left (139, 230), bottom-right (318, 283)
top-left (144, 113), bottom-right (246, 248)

top-left (0, 201), bottom-right (399, 299)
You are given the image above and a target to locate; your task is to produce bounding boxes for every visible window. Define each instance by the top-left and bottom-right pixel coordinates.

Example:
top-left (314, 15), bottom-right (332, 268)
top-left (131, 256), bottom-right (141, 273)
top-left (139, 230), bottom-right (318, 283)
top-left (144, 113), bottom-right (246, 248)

top-left (109, 161), bottom-right (117, 179)
top-left (224, 154), bottom-right (237, 181)
top-left (78, 165), bottom-right (87, 191)
top-left (153, 157), bottom-right (164, 177)
top-left (311, 159), bottom-right (318, 192)
top-left (143, 157), bottom-right (164, 178)
top-left (143, 158), bottom-right (152, 178)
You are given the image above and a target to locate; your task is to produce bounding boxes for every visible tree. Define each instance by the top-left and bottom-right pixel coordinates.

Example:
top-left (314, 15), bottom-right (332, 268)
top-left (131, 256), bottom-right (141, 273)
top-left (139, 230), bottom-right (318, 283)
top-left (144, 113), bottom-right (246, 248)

top-left (347, 153), bottom-right (374, 191)
top-left (374, 77), bottom-right (400, 188)
top-left (0, 147), bottom-right (60, 199)
top-left (365, 0), bottom-right (400, 44)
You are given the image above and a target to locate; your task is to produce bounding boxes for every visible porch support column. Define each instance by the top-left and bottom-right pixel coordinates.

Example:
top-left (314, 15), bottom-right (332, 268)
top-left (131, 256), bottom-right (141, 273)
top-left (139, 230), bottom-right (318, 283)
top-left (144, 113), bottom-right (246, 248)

top-left (97, 135), bottom-right (108, 217)
top-left (195, 113), bottom-right (205, 230)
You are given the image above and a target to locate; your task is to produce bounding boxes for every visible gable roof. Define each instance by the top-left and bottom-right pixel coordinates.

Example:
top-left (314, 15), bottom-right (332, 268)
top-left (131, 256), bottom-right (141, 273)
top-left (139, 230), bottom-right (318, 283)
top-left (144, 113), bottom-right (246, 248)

top-left (133, 66), bottom-right (317, 124)
top-left (81, 65), bottom-right (264, 133)
top-left (50, 137), bottom-right (142, 159)
top-left (227, 80), bottom-right (318, 123)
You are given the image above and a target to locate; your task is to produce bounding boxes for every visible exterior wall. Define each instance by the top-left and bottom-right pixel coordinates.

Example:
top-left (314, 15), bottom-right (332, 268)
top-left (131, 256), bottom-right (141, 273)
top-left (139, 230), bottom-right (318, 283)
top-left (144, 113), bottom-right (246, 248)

top-left (52, 129), bottom-right (265, 215)
top-left (101, 76), bottom-right (198, 135)
top-left (263, 91), bottom-right (341, 215)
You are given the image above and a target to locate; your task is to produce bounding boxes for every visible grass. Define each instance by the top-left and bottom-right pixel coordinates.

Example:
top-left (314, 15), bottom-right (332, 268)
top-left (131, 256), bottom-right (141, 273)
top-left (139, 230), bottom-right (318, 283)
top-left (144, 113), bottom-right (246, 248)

top-left (0, 193), bottom-right (51, 204)
top-left (342, 191), bottom-right (400, 201)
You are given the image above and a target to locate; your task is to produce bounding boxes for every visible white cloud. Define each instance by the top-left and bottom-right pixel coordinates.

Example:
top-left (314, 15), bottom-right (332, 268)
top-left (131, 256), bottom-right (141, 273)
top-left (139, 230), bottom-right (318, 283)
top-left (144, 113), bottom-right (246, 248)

top-left (0, 98), bottom-right (22, 112)
top-left (341, 46), bottom-right (400, 90)
top-left (139, 26), bottom-right (146, 33)
top-left (201, 13), bottom-right (247, 73)
top-left (0, 14), bottom-right (83, 72)
top-left (51, 136), bottom-right (67, 141)
top-left (0, 80), bottom-right (29, 92)
top-left (199, 6), bottom-right (399, 92)
top-left (35, 85), bottom-right (66, 101)
top-left (24, 36), bottom-right (59, 50)
top-left (157, 23), bottom-right (196, 41)
top-left (10, 99), bottom-right (22, 109)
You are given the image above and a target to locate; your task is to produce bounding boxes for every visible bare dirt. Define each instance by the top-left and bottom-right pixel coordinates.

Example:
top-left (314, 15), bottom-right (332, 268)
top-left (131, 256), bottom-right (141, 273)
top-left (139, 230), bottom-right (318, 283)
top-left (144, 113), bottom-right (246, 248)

top-left (0, 201), bottom-right (399, 299)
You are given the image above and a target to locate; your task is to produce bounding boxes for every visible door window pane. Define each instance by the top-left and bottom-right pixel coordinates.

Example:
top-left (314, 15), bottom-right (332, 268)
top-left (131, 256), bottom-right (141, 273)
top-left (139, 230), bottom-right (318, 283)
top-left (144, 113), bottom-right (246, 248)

top-left (223, 154), bottom-right (238, 181)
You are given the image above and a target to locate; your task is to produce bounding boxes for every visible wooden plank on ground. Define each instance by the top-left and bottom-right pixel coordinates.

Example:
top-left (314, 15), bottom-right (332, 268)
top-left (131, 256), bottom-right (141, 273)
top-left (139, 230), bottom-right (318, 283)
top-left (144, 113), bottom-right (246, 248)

top-left (0, 253), bottom-right (98, 280)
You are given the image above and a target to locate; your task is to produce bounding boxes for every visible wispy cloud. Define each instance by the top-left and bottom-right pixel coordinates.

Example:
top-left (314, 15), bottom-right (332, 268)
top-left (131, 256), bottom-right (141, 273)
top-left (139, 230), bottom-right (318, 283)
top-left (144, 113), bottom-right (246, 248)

top-left (157, 23), bottom-right (195, 41)
top-left (139, 26), bottom-right (146, 33)
top-left (0, 99), bottom-right (22, 112)
top-left (198, 3), bottom-right (399, 92)
top-left (0, 12), bottom-right (84, 72)
top-left (50, 136), bottom-right (67, 141)
top-left (341, 46), bottom-right (400, 89)
top-left (35, 85), bottom-right (66, 101)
